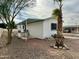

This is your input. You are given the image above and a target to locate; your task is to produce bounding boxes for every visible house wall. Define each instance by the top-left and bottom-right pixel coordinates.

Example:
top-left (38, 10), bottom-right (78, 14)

top-left (43, 19), bottom-right (57, 38)
top-left (27, 21), bottom-right (43, 38)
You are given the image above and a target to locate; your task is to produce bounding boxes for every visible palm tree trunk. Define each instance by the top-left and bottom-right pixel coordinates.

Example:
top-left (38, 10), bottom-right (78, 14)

top-left (55, 9), bottom-right (64, 48)
top-left (55, 17), bottom-right (64, 48)
top-left (57, 17), bottom-right (63, 36)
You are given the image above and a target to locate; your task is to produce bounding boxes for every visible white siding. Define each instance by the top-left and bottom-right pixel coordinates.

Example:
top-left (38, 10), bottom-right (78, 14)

top-left (43, 19), bottom-right (57, 38)
top-left (27, 21), bottom-right (43, 38)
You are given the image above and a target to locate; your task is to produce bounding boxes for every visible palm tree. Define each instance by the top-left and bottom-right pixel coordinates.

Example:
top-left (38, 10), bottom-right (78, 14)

top-left (52, 0), bottom-right (64, 48)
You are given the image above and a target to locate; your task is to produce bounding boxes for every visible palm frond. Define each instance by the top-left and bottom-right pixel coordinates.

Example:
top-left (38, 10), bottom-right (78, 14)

top-left (54, 0), bottom-right (63, 2)
top-left (53, 0), bottom-right (63, 5)
top-left (52, 8), bottom-right (60, 17)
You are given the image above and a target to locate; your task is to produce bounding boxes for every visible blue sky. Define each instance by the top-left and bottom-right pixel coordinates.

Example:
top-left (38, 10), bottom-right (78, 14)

top-left (15, 0), bottom-right (79, 26)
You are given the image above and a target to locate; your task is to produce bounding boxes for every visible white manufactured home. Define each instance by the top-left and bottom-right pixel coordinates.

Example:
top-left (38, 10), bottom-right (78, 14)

top-left (17, 17), bottom-right (57, 39)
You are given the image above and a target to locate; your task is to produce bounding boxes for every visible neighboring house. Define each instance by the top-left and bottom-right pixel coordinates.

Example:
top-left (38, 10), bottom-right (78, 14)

top-left (63, 25), bottom-right (79, 33)
top-left (17, 17), bottom-right (57, 39)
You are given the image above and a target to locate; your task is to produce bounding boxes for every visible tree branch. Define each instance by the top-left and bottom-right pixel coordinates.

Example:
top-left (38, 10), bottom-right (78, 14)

top-left (11, 0), bottom-right (33, 21)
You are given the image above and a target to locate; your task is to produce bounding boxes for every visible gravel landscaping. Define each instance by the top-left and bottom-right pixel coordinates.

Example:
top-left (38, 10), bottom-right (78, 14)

top-left (0, 36), bottom-right (79, 59)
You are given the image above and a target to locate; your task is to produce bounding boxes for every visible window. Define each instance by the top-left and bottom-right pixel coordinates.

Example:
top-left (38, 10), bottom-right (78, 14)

top-left (51, 23), bottom-right (56, 30)
top-left (23, 25), bottom-right (25, 29)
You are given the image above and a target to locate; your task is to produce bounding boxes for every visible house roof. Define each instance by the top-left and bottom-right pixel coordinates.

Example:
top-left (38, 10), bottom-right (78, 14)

top-left (64, 25), bottom-right (79, 28)
top-left (27, 17), bottom-right (53, 24)
top-left (17, 17), bottom-right (53, 25)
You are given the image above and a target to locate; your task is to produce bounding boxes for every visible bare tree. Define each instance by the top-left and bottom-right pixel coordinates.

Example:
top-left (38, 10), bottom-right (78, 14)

top-left (0, 0), bottom-right (33, 44)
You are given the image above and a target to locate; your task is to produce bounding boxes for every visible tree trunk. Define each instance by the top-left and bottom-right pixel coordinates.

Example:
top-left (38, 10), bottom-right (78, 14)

top-left (55, 6), bottom-right (64, 48)
top-left (7, 29), bottom-right (12, 45)
top-left (57, 17), bottom-right (63, 36)
top-left (55, 17), bottom-right (64, 48)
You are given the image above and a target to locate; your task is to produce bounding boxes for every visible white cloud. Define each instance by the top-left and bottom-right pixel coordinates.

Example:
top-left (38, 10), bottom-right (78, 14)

top-left (16, 0), bottom-right (79, 26)
top-left (25, 0), bottom-right (54, 18)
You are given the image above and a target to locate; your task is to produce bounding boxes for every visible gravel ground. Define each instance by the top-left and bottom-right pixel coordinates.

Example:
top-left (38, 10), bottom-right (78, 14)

top-left (0, 37), bottom-right (79, 59)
